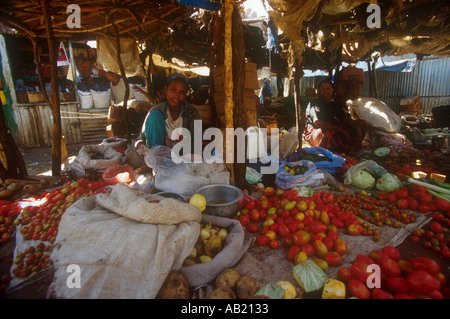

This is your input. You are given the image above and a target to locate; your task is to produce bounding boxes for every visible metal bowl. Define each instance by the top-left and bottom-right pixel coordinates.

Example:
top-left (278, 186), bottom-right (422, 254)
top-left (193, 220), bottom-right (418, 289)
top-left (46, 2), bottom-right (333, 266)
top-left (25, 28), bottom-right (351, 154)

top-left (155, 192), bottom-right (186, 202)
top-left (196, 184), bottom-right (243, 218)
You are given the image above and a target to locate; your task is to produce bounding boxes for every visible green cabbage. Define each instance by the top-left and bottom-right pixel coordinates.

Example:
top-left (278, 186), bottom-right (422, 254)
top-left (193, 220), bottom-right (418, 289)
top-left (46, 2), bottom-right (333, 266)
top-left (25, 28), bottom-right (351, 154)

top-left (294, 186), bottom-right (314, 197)
top-left (351, 170), bottom-right (376, 190)
top-left (376, 173), bottom-right (402, 192)
top-left (293, 260), bottom-right (328, 293)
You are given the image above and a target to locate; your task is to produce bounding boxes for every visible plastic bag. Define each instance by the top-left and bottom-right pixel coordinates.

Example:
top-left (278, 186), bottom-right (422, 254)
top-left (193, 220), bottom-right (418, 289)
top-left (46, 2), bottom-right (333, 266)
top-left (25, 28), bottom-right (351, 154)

top-left (275, 160), bottom-right (324, 189)
top-left (303, 147), bottom-right (345, 175)
top-left (145, 146), bottom-right (229, 197)
top-left (245, 167), bottom-right (263, 184)
top-left (278, 129), bottom-right (299, 161)
top-left (102, 164), bottom-right (136, 184)
top-left (343, 160), bottom-right (386, 186)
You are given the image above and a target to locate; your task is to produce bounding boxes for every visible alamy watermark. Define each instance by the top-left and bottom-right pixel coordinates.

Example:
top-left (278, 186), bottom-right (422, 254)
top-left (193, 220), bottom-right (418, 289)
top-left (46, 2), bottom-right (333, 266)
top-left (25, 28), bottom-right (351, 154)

top-left (170, 120), bottom-right (280, 174)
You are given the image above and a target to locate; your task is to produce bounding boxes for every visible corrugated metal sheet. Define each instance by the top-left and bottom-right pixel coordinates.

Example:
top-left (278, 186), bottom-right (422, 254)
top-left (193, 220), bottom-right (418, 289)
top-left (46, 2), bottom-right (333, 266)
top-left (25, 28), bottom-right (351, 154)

top-left (362, 56), bottom-right (450, 114)
top-left (12, 102), bottom-right (84, 148)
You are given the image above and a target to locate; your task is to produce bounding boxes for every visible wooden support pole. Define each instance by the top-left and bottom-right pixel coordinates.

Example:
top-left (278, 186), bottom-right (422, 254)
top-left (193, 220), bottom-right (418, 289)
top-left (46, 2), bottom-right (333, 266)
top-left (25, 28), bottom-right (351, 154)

top-left (41, 0), bottom-right (62, 177)
top-left (109, 11), bottom-right (131, 143)
top-left (224, 0), bottom-right (234, 185)
top-left (294, 62), bottom-right (304, 149)
top-left (231, 3), bottom-right (248, 191)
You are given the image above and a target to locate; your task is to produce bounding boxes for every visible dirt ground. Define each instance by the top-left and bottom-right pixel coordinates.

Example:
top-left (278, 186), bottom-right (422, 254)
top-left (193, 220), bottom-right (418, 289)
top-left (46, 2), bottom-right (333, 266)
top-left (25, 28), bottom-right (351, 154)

top-left (20, 143), bottom-right (84, 177)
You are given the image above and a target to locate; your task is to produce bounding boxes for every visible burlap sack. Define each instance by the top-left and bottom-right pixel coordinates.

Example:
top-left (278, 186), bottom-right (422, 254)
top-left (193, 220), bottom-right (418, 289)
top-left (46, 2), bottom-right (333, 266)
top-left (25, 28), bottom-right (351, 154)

top-left (49, 184), bottom-right (201, 299)
top-left (178, 214), bottom-right (251, 288)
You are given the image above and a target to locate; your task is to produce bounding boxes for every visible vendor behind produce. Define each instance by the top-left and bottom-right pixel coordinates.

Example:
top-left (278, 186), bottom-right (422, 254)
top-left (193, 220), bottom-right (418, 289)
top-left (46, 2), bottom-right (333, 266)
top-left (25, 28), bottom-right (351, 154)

top-left (259, 79), bottom-right (273, 112)
top-left (106, 71), bottom-right (131, 105)
top-left (135, 72), bottom-right (201, 151)
top-left (303, 79), bottom-right (367, 154)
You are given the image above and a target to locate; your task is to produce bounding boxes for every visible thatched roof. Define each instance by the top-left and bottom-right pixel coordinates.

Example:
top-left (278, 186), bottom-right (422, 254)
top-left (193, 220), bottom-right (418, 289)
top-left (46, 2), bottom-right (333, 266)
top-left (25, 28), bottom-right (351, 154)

top-left (267, 0), bottom-right (450, 69)
top-left (0, 0), bottom-right (449, 71)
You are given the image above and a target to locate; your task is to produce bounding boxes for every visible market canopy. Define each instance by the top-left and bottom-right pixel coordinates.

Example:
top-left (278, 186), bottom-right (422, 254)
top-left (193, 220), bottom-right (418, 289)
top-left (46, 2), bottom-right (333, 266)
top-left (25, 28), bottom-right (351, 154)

top-left (266, 0), bottom-right (450, 70)
top-left (1, 0), bottom-right (449, 72)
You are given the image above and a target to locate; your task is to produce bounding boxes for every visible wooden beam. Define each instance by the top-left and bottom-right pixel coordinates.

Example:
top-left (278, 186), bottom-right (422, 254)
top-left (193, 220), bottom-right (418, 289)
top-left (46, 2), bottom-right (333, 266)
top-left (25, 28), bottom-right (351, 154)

top-left (40, 0), bottom-right (62, 177)
top-left (224, 0), bottom-right (234, 184)
top-left (108, 11), bottom-right (131, 143)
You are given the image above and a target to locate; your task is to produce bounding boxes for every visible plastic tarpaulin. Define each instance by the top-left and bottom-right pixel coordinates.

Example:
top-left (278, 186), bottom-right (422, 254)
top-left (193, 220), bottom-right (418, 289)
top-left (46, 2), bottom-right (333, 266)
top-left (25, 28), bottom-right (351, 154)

top-left (96, 35), bottom-right (143, 77)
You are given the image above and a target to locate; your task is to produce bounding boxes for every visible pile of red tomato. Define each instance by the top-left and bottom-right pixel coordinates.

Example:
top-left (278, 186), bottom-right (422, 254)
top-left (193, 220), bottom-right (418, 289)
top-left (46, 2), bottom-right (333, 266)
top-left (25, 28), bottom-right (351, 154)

top-left (236, 188), bottom-right (349, 268)
top-left (9, 178), bottom-right (110, 281)
top-left (337, 246), bottom-right (448, 299)
top-left (0, 200), bottom-right (21, 244)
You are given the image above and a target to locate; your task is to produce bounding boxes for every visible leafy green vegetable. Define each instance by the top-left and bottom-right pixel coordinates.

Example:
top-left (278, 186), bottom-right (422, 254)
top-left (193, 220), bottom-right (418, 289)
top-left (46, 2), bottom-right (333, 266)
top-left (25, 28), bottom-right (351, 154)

top-left (376, 173), bottom-right (402, 192)
top-left (293, 260), bottom-right (329, 293)
top-left (255, 283), bottom-right (285, 299)
top-left (351, 170), bottom-right (376, 190)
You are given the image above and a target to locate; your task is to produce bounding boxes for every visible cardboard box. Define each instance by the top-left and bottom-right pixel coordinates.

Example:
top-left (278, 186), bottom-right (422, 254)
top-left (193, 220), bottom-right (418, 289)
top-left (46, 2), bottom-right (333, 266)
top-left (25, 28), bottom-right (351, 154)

top-left (213, 62), bottom-right (259, 92)
top-left (193, 104), bottom-right (213, 125)
top-left (400, 96), bottom-right (421, 113)
top-left (27, 92), bottom-right (45, 103)
top-left (338, 66), bottom-right (364, 83)
top-left (213, 89), bottom-right (257, 118)
top-left (335, 81), bottom-right (362, 97)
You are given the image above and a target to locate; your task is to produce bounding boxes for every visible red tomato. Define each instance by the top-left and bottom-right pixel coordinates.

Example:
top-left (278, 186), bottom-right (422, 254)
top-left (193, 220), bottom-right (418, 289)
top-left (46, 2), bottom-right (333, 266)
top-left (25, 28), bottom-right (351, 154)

top-left (350, 260), bottom-right (371, 282)
top-left (385, 276), bottom-right (410, 293)
top-left (407, 271), bottom-right (441, 294)
top-left (300, 243), bottom-right (315, 257)
top-left (246, 223), bottom-right (258, 233)
top-left (381, 246), bottom-right (401, 261)
top-left (255, 235), bottom-right (270, 246)
top-left (372, 288), bottom-right (394, 299)
top-left (379, 257), bottom-right (401, 277)
top-left (324, 252), bottom-right (343, 267)
top-left (269, 239), bottom-right (279, 249)
top-left (356, 254), bottom-right (375, 265)
top-left (291, 230), bottom-right (310, 246)
top-left (277, 224), bottom-right (290, 238)
top-left (249, 209), bottom-right (260, 222)
top-left (286, 245), bottom-right (301, 261)
top-left (348, 279), bottom-right (370, 299)
top-left (410, 257), bottom-right (441, 276)
top-left (338, 267), bottom-right (354, 283)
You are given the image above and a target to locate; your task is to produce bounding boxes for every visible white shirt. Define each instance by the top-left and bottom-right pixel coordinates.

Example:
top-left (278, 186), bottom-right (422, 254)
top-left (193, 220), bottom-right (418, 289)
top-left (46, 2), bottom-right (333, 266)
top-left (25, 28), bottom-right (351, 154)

top-left (166, 108), bottom-right (183, 141)
top-left (110, 78), bottom-right (127, 105)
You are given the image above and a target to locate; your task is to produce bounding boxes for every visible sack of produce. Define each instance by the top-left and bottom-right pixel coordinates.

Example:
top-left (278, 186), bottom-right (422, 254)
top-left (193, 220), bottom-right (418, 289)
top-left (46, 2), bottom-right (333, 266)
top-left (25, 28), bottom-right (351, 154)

top-left (178, 214), bottom-right (250, 288)
top-left (100, 137), bottom-right (127, 150)
top-left (78, 90), bottom-right (93, 109)
top-left (68, 144), bottom-right (123, 179)
top-left (145, 146), bottom-right (229, 197)
top-left (275, 160), bottom-right (324, 189)
top-left (49, 184), bottom-right (202, 299)
top-left (346, 97), bottom-right (401, 133)
top-left (90, 89), bottom-right (111, 108)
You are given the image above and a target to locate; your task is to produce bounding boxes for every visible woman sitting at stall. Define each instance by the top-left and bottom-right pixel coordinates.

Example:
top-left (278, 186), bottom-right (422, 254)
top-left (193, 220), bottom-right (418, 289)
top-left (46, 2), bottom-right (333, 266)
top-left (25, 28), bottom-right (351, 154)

top-left (303, 79), bottom-right (367, 154)
top-left (135, 73), bottom-right (201, 151)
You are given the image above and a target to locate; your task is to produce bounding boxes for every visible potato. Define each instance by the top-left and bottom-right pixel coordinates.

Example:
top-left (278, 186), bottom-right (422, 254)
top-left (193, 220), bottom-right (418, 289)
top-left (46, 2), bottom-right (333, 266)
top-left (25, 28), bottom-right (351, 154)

top-left (207, 287), bottom-right (236, 299)
top-left (157, 272), bottom-right (190, 299)
top-left (236, 276), bottom-right (260, 299)
top-left (215, 269), bottom-right (241, 290)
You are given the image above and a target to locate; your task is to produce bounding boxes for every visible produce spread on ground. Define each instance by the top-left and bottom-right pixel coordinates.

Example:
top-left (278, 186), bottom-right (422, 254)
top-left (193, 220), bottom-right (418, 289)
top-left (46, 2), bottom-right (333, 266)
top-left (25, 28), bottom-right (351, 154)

top-left (0, 137), bottom-right (449, 300)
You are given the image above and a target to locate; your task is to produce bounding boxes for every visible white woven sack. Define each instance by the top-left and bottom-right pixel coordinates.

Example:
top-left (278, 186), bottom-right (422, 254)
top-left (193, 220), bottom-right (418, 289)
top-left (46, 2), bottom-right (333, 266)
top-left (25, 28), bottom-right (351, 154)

top-left (49, 184), bottom-right (201, 299)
